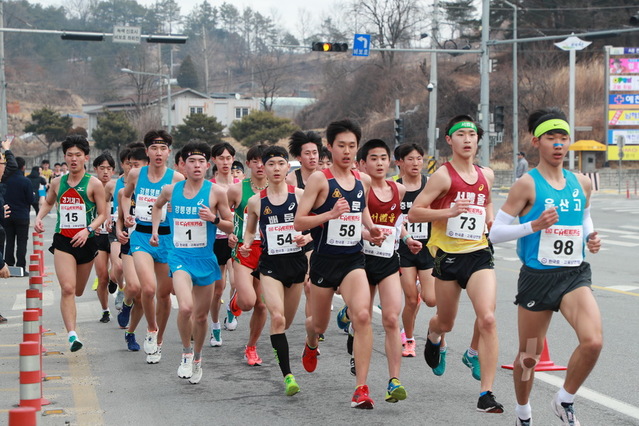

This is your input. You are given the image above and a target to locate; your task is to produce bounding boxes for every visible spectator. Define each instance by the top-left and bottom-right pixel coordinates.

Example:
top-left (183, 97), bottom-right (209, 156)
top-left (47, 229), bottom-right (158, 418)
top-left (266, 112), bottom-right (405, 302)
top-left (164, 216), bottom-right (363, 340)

top-left (516, 151), bottom-right (529, 179)
top-left (40, 159), bottom-right (53, 183)
top-left (0, 139), bottom-right (18, 321)
top-left (4, 156), bottom-right (34, 269)
top-left (27, 166), bottom-right (47, 215)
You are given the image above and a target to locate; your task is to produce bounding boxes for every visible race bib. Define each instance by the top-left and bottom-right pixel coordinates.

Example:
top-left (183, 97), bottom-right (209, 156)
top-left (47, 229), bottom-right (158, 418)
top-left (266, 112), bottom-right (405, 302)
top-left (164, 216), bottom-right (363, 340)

top-left (173, 219), bottom-right (207, 248)
top-left (446, 205), bottom-right (486, 240)
top-left (242, 213), bottom-right (260, 241)
top-left (266, 223), bottom-right (301, 255)
top-left (60, 203), bottom-right (86, 229)
top-left (363, 225), bottom-right (396, 258)
top-left (405, 221), bottom-right (429, 240)
top-left (135, 194), bottom-right (166, 223)
top-left (538, 225), bottom-right (583, 267)
top-left (326, 213), bottom-right (362, 246)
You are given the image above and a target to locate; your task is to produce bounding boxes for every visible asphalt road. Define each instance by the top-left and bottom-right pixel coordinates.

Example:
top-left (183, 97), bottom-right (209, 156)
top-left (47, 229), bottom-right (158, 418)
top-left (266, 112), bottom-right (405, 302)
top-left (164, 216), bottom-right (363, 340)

top-left (1, 191), bottom-right (638, 425)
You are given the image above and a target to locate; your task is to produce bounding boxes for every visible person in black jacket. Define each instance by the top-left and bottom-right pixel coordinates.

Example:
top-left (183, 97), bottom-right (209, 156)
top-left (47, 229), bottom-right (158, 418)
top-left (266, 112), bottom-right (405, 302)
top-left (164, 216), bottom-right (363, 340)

top-left (0, 139), bottom-right (17, 322)
top-left (27, 166), bottom-right (47, 214)
top-left (4, 156), bottom-right (34, 269)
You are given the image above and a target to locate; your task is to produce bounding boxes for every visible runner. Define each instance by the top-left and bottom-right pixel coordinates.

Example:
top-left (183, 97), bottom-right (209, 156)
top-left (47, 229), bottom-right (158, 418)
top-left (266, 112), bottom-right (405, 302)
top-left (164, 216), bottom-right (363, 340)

top-left (357, 138), bottom-right (413, 403)
top-left (231, 161), bottom-right (245, 181)
top-left (92, 152), bottom-right (116, 323)
top-left (209, 142), bottom-right (240, 346)
top-left (240, 145), bottom-right (310, 396)
top-left (226, 144), bottom-right (269, 366)
top-left (34, 135), bottom-right (108, 352)
top-left (120, 130), bottom-right (185, 363)
top-left (294, 119), bottom-right (384, 409)
top-left (115, 144), bottom-right (149, 351)
top-left (150, 141), bottom-right (233, 384)
top-left (318, 146), bottom-right (332, 170)
top-left (408, 115), bottom-right (504, 413)
top-left (489, 107), bottom-right (602, 426)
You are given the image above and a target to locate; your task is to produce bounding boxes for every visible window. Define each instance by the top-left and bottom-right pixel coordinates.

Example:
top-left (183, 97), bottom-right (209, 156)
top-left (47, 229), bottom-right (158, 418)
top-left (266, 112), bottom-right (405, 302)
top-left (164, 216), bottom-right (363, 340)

top-left (235, 107), bottom-right (250, 119)
top-left (189, 106), bottom-right (203, 115)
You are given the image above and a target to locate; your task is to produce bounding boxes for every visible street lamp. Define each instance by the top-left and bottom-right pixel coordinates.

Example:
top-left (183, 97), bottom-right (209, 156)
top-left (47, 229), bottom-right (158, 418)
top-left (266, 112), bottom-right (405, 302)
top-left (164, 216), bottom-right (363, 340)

top-left (120, 67), bottom-right (172, 132)
top-left (503, 0), bottom-right (519, 182)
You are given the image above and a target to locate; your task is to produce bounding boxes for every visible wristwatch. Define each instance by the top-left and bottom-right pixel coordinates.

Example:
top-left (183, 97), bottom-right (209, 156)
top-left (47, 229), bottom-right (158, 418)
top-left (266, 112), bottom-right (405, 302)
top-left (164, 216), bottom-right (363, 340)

top-left (213, 216), bottom-right (220, 225)
top-left (86, 226), bottom-right (94, 233)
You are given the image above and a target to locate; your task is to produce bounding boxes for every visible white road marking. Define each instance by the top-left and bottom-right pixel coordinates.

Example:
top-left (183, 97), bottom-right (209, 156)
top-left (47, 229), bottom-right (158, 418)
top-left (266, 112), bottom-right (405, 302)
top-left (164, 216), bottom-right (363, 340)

top-left (536, 372), bottom-right (639, 421)
top-left (606, 285), bottom-right (639, 292)
top-left (600, 240), bottom-right (639, 247)
top-left (620, 225), bottom-right (639, 231)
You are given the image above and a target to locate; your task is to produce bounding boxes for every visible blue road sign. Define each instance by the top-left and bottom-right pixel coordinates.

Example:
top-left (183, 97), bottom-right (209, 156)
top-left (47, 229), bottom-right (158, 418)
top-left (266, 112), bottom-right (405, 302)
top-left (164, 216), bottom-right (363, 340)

top-left (353, 34), bottom-right (371, 57)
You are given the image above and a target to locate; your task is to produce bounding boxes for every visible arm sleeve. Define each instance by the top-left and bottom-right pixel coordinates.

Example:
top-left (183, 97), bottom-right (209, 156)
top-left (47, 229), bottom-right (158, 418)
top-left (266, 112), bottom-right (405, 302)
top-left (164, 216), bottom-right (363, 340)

top-left (488, 209), bottom-right (534, 244)
top-left (583, 207), bottom-right (594, 239)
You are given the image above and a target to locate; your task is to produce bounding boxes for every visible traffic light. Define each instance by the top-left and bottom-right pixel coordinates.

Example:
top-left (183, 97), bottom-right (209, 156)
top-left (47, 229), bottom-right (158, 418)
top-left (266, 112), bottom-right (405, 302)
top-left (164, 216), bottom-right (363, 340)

top-left (394, 118), bottom-right (404, 145)
top-left (494, 105), bottom-right (505, 133)
top-left (311, 42), bottom-right (348, 52)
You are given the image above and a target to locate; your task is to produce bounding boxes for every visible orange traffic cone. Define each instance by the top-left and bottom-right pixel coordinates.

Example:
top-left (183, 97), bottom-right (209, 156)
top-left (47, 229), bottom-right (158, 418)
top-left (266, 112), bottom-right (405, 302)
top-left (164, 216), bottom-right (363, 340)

top-left (502, 338), bottom-right (566, 371)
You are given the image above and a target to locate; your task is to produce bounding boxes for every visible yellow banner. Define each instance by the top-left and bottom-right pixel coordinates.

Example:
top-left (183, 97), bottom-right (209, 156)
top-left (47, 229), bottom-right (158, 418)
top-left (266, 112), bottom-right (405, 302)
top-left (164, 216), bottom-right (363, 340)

top-left (608, 145), bottom-right (639, 161)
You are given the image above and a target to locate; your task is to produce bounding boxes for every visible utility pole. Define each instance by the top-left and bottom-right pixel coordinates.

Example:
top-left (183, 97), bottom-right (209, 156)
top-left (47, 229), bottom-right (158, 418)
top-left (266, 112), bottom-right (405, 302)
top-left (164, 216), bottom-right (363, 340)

top-left (203, 26), bottom-right (209, 95)
top-left (427, 0), bottom-right (439, 161)
top-left (479, 0), bottom-right (490, 166)
top-left (504, 0), bottom-right (519, 182)
top-left (0, 0), bottom-right (8, 138)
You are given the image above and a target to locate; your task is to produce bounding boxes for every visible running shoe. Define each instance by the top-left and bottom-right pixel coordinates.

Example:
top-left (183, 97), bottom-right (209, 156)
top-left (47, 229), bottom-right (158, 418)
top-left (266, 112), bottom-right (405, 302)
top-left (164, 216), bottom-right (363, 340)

top-left (244, 345), bottom-right (262, 366)
top-left (69, 335), bottom-right (83, 352)
top-left (350, 357), bottom-right (356, 376)
top-left (125, 332), bottom-right (140, 351)
top-left (92, 277), bottom-right (99, 291)
top-left (318, 333), bottom-right (325, 342)
top-left (516, 417), bottom-right (532, 426)
top-left (477, 391), bottom-right (504, 413)
top-left (146, 344), bottom-right (162, 364)
top-left (336, 305), bottom-right (350, 332)
top-left (189, 360), bottom-right (202, 384)
top-left (351, 384), bottom-right (374, 409)
top-left (210, 328), bottom-right (222, 347)
top-left (301, 344), bottom-right (319, 372)
top-left (108, 279), bottom-right (118, 294)
top-left (401, 330), bottom-right (407, 345)
top-left (385, 378), bottom-right (407, 403)
top-left (551, 393), bottom-right (580, 426)
top-left (402, 340), bottom-right (416, 357)
top-left (117, 302), bottom-right (132, 329)
top-left (432, 347), bottom-right (447, 376)
top-left (284, 374), bottom-right (300, 396)
top-left (0, 314), bottom-right (6, 323)
top-left (224, 311), bottom-right (238, 331)
top-left (228, 291), bottom-right (242, 317)
top-left (114, 290), bottom-right (125, 311)
top-left (177, 353), bottom-right (194, 378)
top-left (144, 330), bottom-right (158, 355)
top-left (424, 334), bottom-right (441, 369)
top-left (99, 311), bottom-right (110, 323)
top-left (462, 350), bottom-right (481, 381)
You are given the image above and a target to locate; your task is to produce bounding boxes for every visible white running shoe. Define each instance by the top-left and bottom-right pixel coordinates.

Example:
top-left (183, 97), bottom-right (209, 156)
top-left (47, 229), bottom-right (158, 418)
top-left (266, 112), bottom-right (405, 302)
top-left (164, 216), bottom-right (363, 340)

top-left (144, 330), bottom-right (158, 355)
top-left (146, 344), bottom-right (162, 364)
top-left (551, 393), bottom-right (580, 426)
top-left (177, 353), bottom-right (194, 378)
top-left (189, 360), bottom-right (202, 384)
top-left (210, 328), bottom-right (222, 347)
top-left (114, 290), bottom-right (125, 311)
top-left (224, 311), bottom-right (238, 331)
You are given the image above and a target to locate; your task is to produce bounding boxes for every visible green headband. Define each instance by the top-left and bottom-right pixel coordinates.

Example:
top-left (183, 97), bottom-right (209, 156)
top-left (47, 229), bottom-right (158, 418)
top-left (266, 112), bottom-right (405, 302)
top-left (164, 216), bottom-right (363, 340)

top-left (448, 121), bottom-right (478, 136)
top-left (533, 119), bottom-right (570, 138)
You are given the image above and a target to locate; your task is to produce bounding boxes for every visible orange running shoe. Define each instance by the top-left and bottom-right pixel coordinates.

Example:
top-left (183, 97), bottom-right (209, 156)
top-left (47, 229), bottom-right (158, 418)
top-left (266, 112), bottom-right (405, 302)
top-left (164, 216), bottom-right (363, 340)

top-left (244, 345), bottom-right (262, 366)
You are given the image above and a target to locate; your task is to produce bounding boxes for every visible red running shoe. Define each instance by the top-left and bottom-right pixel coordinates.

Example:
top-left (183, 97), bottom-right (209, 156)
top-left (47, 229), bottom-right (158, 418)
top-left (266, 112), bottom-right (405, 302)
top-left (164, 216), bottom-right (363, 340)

top-left (301, 344), bottom-right (319, 372)
top-left (351, 385), bottom-right (375, 409)
top-left (228, 290), bottom-right (242, 317)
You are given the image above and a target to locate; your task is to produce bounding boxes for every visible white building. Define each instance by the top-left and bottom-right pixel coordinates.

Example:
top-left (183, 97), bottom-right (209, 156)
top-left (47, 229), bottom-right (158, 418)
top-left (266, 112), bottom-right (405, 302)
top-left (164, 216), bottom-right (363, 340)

top-left (82, 89), bottom-right (259, 138)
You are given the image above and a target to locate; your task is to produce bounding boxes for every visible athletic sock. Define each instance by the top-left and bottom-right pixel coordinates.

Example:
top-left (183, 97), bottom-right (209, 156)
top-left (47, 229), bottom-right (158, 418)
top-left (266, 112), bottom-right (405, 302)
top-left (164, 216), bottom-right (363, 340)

top-left (68, 331), bottom-right (78, 340)
top-left (270, 333), bottom-right (291, 377)
top-left (347, 333), bottom-right (354, 356)
top-left (183, 347), bottom-right (193, 354)
top-left (211, 322), bottom-right (221, 330)
top-left (557, 387), bottom-right (575, 404)
top-left (515, 403), bottom-right (532, 420)
top-left (467, 347), bottom-right (478, 357)
top-left (194, 352), bottom-right (201, 362)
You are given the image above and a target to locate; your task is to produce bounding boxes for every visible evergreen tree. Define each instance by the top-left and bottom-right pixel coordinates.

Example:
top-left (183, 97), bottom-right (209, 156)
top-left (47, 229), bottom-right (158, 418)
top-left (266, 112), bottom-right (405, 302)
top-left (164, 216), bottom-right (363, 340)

top-left (173, 113), bottom-right (224, 148)
top-left (91, 111), bottom-right (137, 158)
top-left (228, 111), bottom-right (299, 147)
top-left (177, 55), bottom-right (200, 90)
top-left (25, 108), bottom-right (74, 150)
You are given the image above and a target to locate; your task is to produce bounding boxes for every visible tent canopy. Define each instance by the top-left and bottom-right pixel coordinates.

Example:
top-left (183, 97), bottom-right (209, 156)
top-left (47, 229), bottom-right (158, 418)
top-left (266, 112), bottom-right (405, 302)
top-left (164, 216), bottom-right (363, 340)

top-left (569, 140), bottom-right (607, 151)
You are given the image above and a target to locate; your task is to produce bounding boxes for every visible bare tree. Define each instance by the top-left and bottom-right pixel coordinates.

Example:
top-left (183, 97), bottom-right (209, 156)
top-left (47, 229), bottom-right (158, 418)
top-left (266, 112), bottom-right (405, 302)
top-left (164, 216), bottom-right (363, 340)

top-left (353, 0), bottom-right (425, 68)
top-left (252, 55), bottom-right (284, 112)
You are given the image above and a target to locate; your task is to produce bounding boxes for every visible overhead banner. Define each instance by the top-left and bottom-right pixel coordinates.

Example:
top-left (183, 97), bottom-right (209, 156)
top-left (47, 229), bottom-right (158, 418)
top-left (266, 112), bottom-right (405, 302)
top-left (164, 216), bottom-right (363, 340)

top-left (610, 76), bottom-right (639, 91)
top-left (607, 145), bottom-right (639, 161)
top-left (609, 58), bottom-right (639, 74)
top-left (607, 129), bottom-right (639, 145)
top-left (608, 110), bottom-right (639, 125)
